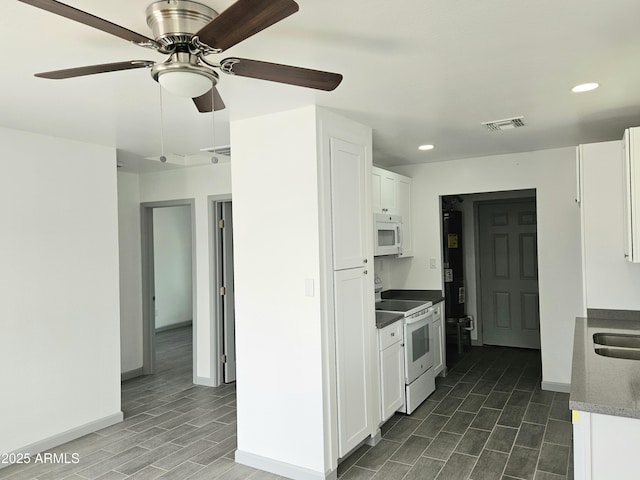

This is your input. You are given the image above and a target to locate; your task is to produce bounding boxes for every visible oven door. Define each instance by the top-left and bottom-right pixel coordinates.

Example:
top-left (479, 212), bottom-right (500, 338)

top-left (404, 312), bottom-right (434, 384)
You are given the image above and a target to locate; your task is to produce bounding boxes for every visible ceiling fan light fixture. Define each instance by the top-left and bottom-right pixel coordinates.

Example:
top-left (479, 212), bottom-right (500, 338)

top-left (158, 70), bottom-right (213, 98)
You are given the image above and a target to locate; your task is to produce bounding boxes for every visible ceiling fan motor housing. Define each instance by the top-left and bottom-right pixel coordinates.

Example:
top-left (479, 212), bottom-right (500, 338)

top-left (146, 0), bottom-right (218, 49)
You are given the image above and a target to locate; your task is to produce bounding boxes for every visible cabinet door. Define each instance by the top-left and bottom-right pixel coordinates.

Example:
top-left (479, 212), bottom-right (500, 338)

top-left (396, 176), bottom-right (413, 257)
top-left (381, 172), bottom-right (398, 214)
top-left (372, 167), bottom-right (383, 214)
top-left (330, 138), bottom-right (367, 270)
top-left (432, 303), bottom-right (445, 376)
top-left (380, 341), bottom-right (405, 421)
top-left (334, 268), bottom-right (372, 456)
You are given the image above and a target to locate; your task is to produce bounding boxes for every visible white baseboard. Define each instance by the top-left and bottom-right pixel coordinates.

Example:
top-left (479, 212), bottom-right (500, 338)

top-left (195, 375), bottom-right (218, 387)
top-left (541, 381), bottom-right (571, 393)
top-left (0, 411), bottom-right (123, 470)
top-left (235, 450), bottom-right (336, 480)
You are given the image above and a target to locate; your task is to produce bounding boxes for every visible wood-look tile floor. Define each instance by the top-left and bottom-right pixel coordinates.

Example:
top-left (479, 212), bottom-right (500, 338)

top-left (0, 326), bottom-right (283, 480)
top-left (338, 346), bottom-right (574, 480)
top-left (2, 328), bottom-right (573, 480)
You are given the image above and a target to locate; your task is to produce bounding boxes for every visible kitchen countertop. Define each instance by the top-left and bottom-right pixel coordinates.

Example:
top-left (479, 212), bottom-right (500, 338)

top-left (375, 311), bottom-right (404, 329)
top-left (569, 316), bottom-right (640, 419)
top-left (381, 289), bottom-right (444, 305)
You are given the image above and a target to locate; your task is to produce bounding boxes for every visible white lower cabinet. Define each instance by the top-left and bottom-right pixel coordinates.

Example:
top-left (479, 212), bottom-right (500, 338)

top-left (334, 267), bottom-right (375, 457)
top-left (573, 410), bottom-right (640, 479)
top-left (378, 321), bottom-right (405, 422)
top-left (432, 302), bottom-right (446, 376)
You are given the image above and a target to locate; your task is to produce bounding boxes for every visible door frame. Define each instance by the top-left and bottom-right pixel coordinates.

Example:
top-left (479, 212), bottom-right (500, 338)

top-left (208, 194), bottom-right (232, 386)
top-left (140, 199), bottom-right (197, 379)
top-left (473, 195), bottom-right (538, 347)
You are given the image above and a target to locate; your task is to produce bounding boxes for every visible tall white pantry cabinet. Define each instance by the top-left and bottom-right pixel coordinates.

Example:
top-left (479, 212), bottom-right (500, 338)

top-left (319, 111), bottom-right (380, 460)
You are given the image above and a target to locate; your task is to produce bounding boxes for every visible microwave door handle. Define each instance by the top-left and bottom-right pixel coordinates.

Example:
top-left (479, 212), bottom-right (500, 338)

top-left (397, 225), bottom-right (402, 253)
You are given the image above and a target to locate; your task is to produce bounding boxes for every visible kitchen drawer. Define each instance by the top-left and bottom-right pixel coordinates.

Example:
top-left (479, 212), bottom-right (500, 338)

top-left (379, 321), bottom-right (403, 350)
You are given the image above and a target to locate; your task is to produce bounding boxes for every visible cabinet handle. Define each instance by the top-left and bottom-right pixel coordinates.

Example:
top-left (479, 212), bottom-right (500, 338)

top-left (363, 258), bottom-right (368, 264)
top-left (625, 254), bottom-right (629, 258)
top-left (363, 270), bottom-right (368, 275)
top-left (391, 332), bottom-right (395, 337)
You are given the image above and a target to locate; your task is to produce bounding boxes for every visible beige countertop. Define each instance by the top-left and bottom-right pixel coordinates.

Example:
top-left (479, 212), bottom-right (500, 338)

top-left (570, 316), bottom-right (640, 418)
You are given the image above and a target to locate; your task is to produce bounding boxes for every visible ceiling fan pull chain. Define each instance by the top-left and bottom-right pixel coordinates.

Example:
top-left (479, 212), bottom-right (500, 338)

top-left (159, 84), bottom-right (167, 163)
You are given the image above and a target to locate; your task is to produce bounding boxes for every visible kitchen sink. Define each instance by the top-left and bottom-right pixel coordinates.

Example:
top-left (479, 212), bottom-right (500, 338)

top-left (593, 333), bottom-right (640, 349)
top-left (594, 347), bottom-right (640, 361)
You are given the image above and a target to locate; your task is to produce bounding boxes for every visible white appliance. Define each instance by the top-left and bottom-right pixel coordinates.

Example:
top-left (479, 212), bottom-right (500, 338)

top-left (375, 299), bottom-right (435, 414)
top-left (374, 214), bottom-right (402, 256)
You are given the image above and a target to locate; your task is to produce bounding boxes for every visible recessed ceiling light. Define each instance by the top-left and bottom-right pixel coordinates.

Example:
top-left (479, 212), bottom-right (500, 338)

top-left (418, 144), bottom-right (435, 151)
top-left (571, 83), bottom-right (599, 93)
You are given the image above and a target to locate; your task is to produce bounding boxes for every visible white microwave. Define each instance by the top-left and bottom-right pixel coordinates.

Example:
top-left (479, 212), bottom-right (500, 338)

top-left (374, 213), bottom-right (402, 256)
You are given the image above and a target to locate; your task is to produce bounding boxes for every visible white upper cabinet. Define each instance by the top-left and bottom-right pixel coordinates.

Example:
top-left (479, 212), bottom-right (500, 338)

top-left (372, 166), bottom-right (414, 257)
top-left (396, 176), bottom-right (413, 258)
top-left (330, 138), bottom-right (367, 270)
top-left (623, 127), bottom-right (640, 263)
top-left (372, 167), bottom-right (399, 214)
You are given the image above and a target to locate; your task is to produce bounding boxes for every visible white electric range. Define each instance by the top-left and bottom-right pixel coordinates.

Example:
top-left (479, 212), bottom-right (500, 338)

top-left (375, 299), bottom-right (436, 414)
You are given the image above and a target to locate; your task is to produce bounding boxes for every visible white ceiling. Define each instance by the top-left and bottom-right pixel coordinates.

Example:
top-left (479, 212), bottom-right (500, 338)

top-left (4, 0), bottom-right (640, 168)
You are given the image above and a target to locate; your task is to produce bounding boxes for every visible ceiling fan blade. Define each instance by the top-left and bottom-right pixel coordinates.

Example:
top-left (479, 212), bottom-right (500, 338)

top-left (221, 58), bottom-right (343, 91)
top-left (18, 0), bottom-right (156, 46)
top-left (35, 61), bottom-right (154, 79)
top-left (193, 87), bottom-right (226, 112)
top-left (195, 0), bottom-right (298, 52)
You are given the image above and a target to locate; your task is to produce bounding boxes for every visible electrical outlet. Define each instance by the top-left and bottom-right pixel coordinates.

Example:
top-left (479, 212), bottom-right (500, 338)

top-left (429, 258), bottom-right (437, 269)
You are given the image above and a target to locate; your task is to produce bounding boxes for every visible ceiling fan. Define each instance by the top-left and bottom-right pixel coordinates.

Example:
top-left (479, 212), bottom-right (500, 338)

top-left (19, 0), bottom-right (343, 112)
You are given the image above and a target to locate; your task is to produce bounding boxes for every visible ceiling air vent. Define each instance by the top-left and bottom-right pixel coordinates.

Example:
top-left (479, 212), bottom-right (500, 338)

top-left (200, 145), bottom-right (231, 156)
top-left (482, 116), bottom-right (526, 132)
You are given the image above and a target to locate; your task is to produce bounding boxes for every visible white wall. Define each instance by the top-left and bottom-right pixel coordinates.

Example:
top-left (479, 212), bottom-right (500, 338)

top-left (581, 140), bottom-right (640, 309)
top-left (231, 107), bottom-right (329, 475)
top-left (0, 127), bottom-right (122, 454)
top-left (153, 206), bottom-right (193, 330)
top-left (138, 163), bottom-right (231, 383)
top-left (117, 171), bottom-right (143, 373)
top-left (390, 147), bottom-right (584, 386)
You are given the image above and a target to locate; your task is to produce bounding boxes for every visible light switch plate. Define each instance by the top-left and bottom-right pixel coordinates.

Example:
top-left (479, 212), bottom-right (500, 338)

top-left (429, 258), bottom-right (437, 269)
top-left (305, 278), bottom-right (315, 297)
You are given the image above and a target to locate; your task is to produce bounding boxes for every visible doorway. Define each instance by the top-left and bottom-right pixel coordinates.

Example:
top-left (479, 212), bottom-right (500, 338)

top-left (141, 199), bottom-right (197, 378)
top-left (477, 198), bottom-right (540, 349)
top-left (439, 190), bottom-right (540, 352)
top-left (210, 197), bottom-right (236, 384)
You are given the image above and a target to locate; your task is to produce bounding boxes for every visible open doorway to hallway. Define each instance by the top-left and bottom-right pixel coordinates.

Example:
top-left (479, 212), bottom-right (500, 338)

top-left (440, 189), bottom-right (540, 359)
top-left (141, 200), bottom-right (197, 381)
